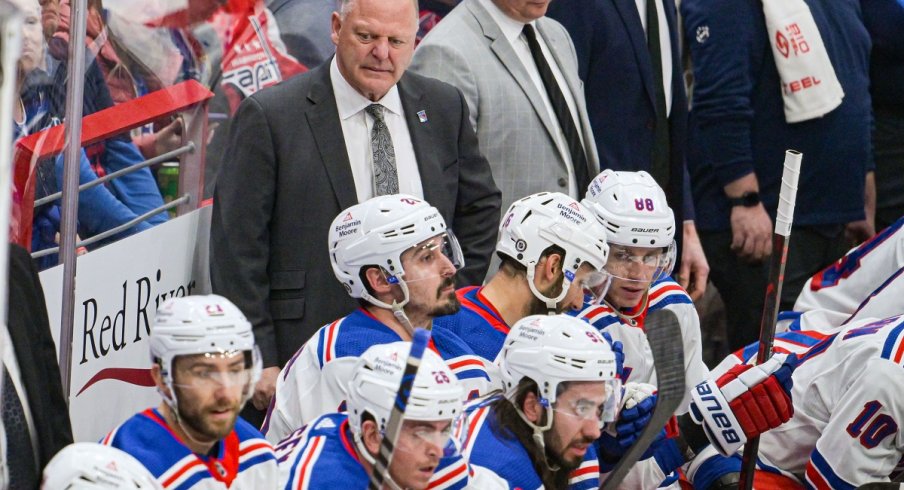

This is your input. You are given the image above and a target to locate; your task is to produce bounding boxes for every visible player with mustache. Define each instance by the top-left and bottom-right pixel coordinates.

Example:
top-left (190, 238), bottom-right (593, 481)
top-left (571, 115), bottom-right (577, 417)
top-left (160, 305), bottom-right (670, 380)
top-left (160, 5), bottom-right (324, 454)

top-left (264, 194), bottom-right (494, 486)
top-left (101, 295), bottom-right (279, 488)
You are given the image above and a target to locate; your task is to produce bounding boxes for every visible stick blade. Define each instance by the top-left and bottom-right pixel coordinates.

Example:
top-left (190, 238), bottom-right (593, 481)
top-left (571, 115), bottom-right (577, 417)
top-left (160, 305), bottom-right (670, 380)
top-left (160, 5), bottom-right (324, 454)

top-left (600, 309), bottom-right (686, 490)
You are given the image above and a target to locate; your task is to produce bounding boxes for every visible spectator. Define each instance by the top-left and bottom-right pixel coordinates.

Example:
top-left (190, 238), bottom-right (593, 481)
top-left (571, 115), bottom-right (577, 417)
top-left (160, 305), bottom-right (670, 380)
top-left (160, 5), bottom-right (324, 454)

top-left (417, 0), bottom-right (461, 43)
top-left (210, 0), bottom-right (500, 423)
top-left (410, 0), bottom-right (598, 215)
top-left (862, 0), bottom-right (904, 231)
top-left (18, 0), bottom-right (164, 267)
top-left (267, 0), bottom-right (337, 69)
top-left (546, 0), bottom-right (710, 301)
top-left (681, 0), bottom-right (874, 349)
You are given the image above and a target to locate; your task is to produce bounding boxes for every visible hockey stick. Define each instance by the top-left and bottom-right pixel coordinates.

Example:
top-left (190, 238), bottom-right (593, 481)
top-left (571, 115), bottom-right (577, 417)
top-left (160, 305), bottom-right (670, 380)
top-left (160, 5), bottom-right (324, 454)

top-left (855, 484), bottom-right (904, 489)
top-left (739, 150), bottom-right (803, 489)
top-left (368, 328), bottom-right (431, 490)
top-left (600, 309), bottom-right (686, 490)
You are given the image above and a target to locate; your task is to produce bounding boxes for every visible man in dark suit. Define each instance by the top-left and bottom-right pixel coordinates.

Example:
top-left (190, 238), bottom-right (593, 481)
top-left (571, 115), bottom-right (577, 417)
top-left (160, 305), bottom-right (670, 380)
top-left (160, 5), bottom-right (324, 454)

top-left (210, 0), bottom-right (501, 419)
top-left (547, 0), bottom-right (710, 302)
top-left (4, 244), bottom-right (74, 488)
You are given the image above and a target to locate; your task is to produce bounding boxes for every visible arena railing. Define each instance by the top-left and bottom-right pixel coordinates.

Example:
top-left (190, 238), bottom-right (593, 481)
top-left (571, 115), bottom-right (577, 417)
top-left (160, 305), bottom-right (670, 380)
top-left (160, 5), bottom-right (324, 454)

top-left (11, 78), bottom-right (213, 396)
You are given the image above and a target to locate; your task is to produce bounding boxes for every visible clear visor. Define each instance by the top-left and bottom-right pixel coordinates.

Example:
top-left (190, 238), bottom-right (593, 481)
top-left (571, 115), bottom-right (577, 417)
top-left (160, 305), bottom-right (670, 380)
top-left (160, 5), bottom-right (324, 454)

top-left (552, 378), bottom-right (623, 430)
top-left (171, 349), bottom-right (256, 391)
top-left (603, 242), bottom-right (676, 285)
top-left (387, 231), bottom-right (465, 285)
top-left (391, 420), bottom-right (461, 459)
top-left (579, 269), bottom-right (613, 306)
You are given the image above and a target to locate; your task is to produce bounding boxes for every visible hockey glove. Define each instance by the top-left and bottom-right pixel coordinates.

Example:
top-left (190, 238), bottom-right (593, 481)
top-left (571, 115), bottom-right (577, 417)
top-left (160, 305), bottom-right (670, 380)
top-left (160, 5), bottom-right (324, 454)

top-left (688, 353), bottom-right (798, 456)
top-left (597, 382), bottom-right (663, 467)
top-left (600, 331), bottom-right (625, 380)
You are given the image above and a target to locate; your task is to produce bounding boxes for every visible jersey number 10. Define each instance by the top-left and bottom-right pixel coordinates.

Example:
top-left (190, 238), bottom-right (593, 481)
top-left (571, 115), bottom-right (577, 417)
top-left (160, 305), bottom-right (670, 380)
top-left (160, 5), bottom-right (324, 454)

top-left (846, 400), bottom-right (898, 449)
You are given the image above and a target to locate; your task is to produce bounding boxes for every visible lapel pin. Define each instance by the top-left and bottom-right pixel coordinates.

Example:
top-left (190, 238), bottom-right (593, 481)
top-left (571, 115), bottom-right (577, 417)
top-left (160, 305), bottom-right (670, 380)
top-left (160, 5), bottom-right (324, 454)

top-left (417, 110), bottom-right (428, 123)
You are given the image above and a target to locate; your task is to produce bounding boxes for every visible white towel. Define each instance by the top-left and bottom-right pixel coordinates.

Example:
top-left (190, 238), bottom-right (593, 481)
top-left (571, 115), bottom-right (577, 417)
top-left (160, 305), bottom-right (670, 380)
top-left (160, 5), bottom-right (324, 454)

top-left (761, 0), bottom-right (845, 123)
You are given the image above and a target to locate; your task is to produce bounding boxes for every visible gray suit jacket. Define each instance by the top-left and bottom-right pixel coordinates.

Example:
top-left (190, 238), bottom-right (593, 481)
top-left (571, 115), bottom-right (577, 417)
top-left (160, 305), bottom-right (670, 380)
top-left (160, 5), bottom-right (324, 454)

top-left (410, 0), bottom-right (600, 213)
top-left (210, 61), bottom-right (501, 367)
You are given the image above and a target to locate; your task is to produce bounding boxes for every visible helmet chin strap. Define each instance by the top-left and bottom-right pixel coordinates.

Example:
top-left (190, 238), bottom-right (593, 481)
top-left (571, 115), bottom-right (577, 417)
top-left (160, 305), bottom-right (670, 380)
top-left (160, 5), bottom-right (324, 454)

top-left (161, 381), bottom-right (219, 450)
top-left (604, 275), bottom-right (653, 325)
top-left (363, 278), bottom-right (416, 336)
top-left (525, 261), bottom-right (572, 315)
top-left (513, 400), bottom-right (561, 473)
top-left (353, 431), bottom-right (405, 490)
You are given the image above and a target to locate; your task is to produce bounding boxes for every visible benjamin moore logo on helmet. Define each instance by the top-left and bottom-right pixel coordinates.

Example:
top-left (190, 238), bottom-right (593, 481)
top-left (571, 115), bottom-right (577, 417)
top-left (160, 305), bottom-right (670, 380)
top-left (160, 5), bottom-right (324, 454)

top-left (334, 218), bottom-right (362, 237)
top-left (400, 197), bottom-right (421, 205)
top-left (556, 202), bottom-right (587, 225)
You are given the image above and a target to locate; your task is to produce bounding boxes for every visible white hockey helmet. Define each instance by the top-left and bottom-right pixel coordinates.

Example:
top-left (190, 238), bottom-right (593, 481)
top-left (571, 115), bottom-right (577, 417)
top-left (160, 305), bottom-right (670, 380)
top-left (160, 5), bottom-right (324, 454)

top-left (583, 170), bottom-right (676, 282)
top-left (346, 341), bottom-right (464, 435)
top-left (42, 443), bottom-right (162, 489)
top-left (328, 194), bottom-right (463, 310)
top-left (496, 192), bottom-right (610, 309)
top-left (499, 314), bottom-right (621, 423)
top-left (150, 294), bottom-right (262, 390)
top-left (583, 170), bottom-right (675, 248)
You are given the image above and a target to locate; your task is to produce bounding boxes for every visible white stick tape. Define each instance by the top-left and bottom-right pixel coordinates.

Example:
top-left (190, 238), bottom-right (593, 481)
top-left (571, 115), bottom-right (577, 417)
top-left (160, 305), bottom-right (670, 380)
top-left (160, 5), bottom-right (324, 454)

top-left (775, 150), bottom-right (802, 237)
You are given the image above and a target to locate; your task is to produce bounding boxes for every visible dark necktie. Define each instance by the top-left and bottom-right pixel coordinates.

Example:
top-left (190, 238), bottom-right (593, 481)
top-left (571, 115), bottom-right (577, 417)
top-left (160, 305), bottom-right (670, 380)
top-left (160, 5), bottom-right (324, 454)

top-left (522, 24), bottom-right (591, 193)
top-left (365, 104), bottom-right (400, 196)
top-left (2, 367), bottom-right (38, 489)
top-left (647, 0), bottom-right (671, 189)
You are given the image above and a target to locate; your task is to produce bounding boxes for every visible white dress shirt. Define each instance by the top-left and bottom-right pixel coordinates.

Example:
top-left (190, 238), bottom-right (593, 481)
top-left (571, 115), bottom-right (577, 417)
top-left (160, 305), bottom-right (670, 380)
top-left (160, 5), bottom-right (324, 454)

top-left (330, 57), bottom-right (423, 203)
top-left (634, 0), bottom-right (674, 115)
top-left (479, 0), bottom-right (585, 198)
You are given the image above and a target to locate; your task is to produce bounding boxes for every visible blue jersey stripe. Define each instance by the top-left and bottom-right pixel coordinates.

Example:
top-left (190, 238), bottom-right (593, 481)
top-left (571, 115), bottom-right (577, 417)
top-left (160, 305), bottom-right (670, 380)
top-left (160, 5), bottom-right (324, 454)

top-left (880, 321), bottom-right (904, 360)
top-left (316, 326), bottom-right (327, 369)
top-left (810, 447), bottom-right (855, 490)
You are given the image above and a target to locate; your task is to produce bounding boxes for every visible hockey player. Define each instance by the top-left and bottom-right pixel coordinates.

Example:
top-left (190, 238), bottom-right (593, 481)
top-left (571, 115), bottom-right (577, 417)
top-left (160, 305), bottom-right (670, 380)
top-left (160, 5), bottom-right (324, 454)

top-left (433, 191), bottom-right (612, 362)
top-left (456, 314), bottom-right (622, 490)
top-left (264, 195), bottom-right (493, 443)
top-left (102, 295), bottom-right (279, 489)
top-left (575, 170), bottom-right (797, 487)
top-left (275, 341), bottom-right (506, 490)
top-left (577, 170), bottom-right (708, 411)
top-left (42, 442), bottom-right (162, 489)
top-left (689, 314), bottom-right (904, 489)
top-left (779, 215), bottom-right (904, 332)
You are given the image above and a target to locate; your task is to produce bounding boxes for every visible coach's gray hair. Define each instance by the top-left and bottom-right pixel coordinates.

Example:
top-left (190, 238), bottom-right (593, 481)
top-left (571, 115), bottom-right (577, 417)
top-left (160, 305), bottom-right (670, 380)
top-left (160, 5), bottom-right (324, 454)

top-left (337, 0), bottom-right (420, 20)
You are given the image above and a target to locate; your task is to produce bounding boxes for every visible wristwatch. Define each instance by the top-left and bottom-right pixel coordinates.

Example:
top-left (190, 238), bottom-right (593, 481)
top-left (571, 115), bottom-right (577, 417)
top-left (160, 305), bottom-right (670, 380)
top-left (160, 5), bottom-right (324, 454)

top-left (727, 191), bottom-right (760, 207)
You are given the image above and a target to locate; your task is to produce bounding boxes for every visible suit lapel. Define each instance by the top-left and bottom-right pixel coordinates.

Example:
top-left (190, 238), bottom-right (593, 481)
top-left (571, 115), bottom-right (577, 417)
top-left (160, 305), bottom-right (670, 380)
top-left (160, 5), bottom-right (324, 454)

top-left (466, 0), bottom-right (559, 146)
top-left (397, 76), bottom-right (442, 206)
top-left (612, 0), bottom-right (657, 109)
top-left (305, 63), bottom-right (358, 211)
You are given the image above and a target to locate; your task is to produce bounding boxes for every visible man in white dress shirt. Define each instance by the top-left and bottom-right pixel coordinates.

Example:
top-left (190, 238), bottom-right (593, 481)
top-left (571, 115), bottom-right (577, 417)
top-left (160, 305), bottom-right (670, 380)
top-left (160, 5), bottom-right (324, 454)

top-left (210, 0), bottom-right (501, 425)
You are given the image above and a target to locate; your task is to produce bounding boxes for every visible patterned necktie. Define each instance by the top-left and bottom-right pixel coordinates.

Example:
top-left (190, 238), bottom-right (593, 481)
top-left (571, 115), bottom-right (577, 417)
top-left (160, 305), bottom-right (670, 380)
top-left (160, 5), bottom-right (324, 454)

top-left (647, 0), bottom-right (671, 189)
top-left (2, 368), bottom-right (38, 489)
top-left (365, 104), bottom-right (400, 196)
top-left (522, 24), bottom-right (592, 193)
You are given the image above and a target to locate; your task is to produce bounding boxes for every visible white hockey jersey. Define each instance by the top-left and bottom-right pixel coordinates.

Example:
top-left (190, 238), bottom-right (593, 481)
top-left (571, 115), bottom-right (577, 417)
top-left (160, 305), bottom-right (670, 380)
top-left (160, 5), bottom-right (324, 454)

top-left (574, 277), bottom-right (709, 415)
top-left (784, 216), bottom-right (904, 332)
top-left (715, 315), bottom-right (904, 488)
top-left (574, 277), bottom-right (707, 489)
top-left (263, 308), bottom-right (493, 443)
top-left (102, 408), bottom-right (278, 489)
